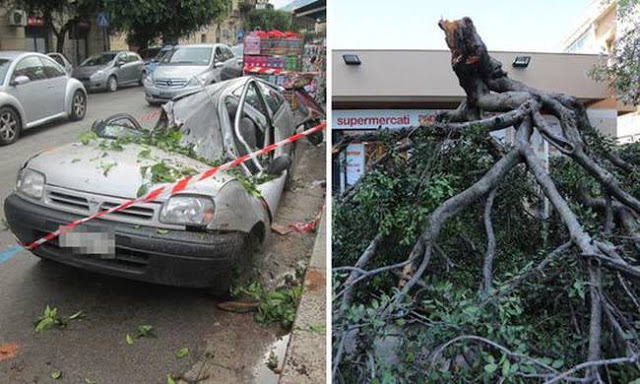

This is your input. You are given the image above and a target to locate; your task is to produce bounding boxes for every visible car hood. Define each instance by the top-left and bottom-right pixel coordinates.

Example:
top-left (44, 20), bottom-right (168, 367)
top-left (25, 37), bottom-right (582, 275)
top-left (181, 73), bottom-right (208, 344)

top-left (26, 141), bottom-right (232, 200)
top-left (73, 65), bottom-right (109, 77)
top-left (153, 65), bottom-right (207, 80)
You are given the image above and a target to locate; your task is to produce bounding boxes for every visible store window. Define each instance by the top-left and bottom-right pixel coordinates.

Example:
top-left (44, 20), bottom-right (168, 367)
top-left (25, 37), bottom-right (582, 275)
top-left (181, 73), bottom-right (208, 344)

top-left (25, 26), bottom-right (47, 53)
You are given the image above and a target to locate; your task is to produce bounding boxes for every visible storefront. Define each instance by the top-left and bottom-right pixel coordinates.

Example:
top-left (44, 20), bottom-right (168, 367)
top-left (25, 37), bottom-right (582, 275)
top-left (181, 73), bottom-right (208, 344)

top-left (332, 49), bottom-right (621, 191)
top-left (25, 14), bottom-right (47, 53)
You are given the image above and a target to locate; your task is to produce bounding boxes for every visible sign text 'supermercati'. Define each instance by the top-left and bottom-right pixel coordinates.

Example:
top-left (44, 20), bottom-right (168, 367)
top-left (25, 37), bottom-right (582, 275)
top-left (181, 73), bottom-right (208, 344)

top-left (332, 109), bottom-right (442, 130)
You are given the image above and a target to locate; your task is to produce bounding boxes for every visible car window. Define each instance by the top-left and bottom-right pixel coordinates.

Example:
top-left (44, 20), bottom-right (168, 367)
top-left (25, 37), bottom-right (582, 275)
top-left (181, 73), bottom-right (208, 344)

top-left (214, 47), bottom-right (224, 62)
top-left (40, 57), bottom-right (66, 78)
top-left (13, 56), bottom-right (47, 81)
top-left (232, 82), bottom-right (269, 117)
top-left (0, 58), bottom-right (12, 84)
top-left (223, 47), bottom-right (235, 61)
top-left (257, 81), bottom-right (285, 114)
top-left (127, 53), bottom-right (140, 63)
top-left (49, 54), bottom-right (64, 66)
top-left (160, 47), bottom-right (212, 66)
top-left (81, 53), bottom-right (116, 66)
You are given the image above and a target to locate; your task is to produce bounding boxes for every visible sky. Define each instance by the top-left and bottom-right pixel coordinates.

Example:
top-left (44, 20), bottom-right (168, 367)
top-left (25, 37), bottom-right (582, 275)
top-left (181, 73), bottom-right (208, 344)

top-left (329, 0), bottom-right (593, 52)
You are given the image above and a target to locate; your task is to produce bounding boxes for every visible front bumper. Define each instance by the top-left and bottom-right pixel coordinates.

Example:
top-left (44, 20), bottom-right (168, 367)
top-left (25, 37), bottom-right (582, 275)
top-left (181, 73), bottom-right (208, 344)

top-left (144, 83), bottom-right (200, 103)
top-left (77, 77), bottom-right (107, 91)
top-left (4, 193), bottom-right (247, 288)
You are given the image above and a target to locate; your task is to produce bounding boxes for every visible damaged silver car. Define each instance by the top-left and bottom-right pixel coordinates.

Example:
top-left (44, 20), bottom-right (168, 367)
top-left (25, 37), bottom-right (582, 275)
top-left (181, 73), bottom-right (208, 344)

top-left (4, 76), bottom-right (319, 295)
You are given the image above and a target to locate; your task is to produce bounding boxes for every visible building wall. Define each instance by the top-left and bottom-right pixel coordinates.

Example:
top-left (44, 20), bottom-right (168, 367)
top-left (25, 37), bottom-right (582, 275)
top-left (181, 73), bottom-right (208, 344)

top-left (0, 8), bottom-right (27, 50)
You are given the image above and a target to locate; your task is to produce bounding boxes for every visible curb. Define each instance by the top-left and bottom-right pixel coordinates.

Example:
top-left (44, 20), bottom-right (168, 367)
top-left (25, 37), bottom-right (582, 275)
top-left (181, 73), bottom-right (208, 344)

top-left (280, 204), bottom-right (326, 384)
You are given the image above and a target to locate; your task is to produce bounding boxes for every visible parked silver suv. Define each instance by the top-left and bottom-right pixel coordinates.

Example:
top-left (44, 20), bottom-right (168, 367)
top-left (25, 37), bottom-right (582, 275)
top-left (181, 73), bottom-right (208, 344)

top-left (72, 51), bottom-right (144, 92)
top-left (143, 44), bottom-right (241, 105)
top-left (0, 51), bottom-right (87, 145)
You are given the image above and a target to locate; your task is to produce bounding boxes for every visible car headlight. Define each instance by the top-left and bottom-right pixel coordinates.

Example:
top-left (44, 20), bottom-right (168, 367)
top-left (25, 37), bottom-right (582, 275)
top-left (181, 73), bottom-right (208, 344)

top-left (143, 75), bottom-right (154, 86)
top-left (159, 196), bottom-right (214, 226)
top-left (188, 76), bottom-right (205, 87)
top-left (91, 70), bottom-right (106, 80)
top-left (17, 168), bottom-right (45, 199)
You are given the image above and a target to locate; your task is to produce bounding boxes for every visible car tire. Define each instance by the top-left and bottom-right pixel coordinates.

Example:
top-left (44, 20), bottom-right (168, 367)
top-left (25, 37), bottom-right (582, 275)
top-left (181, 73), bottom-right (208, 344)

top-left (107, 76), bottom-right (118, 92)
top-left (146, 100), bottom-right (161, 107)
top-left (207, 231), bottom-right (261, 298)
top-left (0, 106), bottom-right (21, 146)
top-left (69, 90), bottom-right (87, 121)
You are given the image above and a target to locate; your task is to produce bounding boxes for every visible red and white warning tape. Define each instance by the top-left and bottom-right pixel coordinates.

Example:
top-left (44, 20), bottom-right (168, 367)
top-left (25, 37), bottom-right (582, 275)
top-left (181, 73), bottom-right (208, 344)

top-left (22, 121), bottom-right (326, 251)
top-left (243, 66), bottom-right (322, 76)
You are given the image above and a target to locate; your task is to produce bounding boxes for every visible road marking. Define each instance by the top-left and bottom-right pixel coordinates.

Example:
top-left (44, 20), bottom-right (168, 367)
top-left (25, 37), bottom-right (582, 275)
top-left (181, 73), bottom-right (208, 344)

top-left (0, 245), bottom-right (22, 264)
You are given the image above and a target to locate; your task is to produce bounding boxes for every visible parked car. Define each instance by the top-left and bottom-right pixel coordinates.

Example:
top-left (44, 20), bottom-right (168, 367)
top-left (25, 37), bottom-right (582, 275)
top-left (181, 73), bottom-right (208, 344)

top-left (141, 45), bottom-right (173, 79)
top-left (72, 51), bottom-right (144, 92)
top-left (47, 52), bottom-right (73, 75)
top-left (143, 44), bottom-right (241, 106)
top-left (4, 76), bottom-right (319, 295)
top-left (0, 51), bottom-right (87, 145)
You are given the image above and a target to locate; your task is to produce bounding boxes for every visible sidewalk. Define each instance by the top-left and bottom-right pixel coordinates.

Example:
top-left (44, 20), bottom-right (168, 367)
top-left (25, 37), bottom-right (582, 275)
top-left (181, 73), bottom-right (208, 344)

top-left (280, 207), bottom-right (326, 384)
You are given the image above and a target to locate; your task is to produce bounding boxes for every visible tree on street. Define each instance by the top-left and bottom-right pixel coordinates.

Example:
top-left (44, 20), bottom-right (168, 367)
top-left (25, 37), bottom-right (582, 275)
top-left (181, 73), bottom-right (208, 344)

top-left (333, 17), bottom-right (640, 383)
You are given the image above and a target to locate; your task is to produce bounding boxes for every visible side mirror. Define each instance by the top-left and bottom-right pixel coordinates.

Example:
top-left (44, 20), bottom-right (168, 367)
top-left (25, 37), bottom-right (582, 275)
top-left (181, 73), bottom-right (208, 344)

top-left (11, 75), bottom-right (30, 86)
top-left (214, 61), bottom-right (224, 69)
top-left (115, 59), bottom-right (125, 67)
top-left (265, 154), bottom-right (292, 176)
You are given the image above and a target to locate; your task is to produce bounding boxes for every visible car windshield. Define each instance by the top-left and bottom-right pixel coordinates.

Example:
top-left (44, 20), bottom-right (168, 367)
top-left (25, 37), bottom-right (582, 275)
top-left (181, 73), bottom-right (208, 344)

top-left (92, 107), bottom-right (224, 163)
top-left (80, 53), bottom-right (116, 67)
top-left (159, 47), bottom-right (212, 66)
top-left (0, 58), bottom-right (11, 84)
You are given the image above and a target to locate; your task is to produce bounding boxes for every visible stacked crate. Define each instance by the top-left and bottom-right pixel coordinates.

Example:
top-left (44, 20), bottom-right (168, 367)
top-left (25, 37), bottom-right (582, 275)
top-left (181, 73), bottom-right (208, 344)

top-left (243, 30), bottom-right (304, 86)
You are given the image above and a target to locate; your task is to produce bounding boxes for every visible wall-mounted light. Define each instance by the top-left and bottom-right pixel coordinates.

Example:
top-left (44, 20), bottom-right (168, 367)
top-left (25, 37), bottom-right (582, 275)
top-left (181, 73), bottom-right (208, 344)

top-left (343, 54), bottom-right (361, 65)
top-left (512, 56), bottom-right (531, 68)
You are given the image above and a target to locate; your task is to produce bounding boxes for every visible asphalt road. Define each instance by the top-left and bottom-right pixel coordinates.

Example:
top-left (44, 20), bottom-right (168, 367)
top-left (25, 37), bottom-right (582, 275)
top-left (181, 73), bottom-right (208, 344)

top-left (0, 85), bottom-right (326, 384)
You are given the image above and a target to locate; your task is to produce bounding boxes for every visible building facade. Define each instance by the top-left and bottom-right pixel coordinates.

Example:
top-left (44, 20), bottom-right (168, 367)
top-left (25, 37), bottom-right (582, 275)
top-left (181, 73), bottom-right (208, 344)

top-left (563, 0), bottom-right (640, 141)
top-left (332, 49), bottom-right (619, 190)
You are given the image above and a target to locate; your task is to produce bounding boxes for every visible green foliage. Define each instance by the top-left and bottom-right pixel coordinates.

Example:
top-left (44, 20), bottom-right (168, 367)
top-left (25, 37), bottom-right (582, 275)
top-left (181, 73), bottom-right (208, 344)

top-left (245, 8), bottom-right (293, 32)
top-left (106, 0), bottom-right (231, 47)
top-left (232, 280), bottom-right (303, 330)
top-left (333, 133), bottom-right (640, 382)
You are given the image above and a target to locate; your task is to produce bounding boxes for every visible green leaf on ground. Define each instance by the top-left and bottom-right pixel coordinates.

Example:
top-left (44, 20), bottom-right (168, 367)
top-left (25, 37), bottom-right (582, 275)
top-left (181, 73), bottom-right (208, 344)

top-left (309, 324), bottom-right (325, 333)
top-left (68, 310), bottom-right (85, 320)
top-left (136, 323), bottom-right (156, 338)
top-left (176, 347), bottom-right (189, 359)
top-left (156, 228), bottom-right (169, 235)
top-left (50, 370), bottom-right (62, 379)
top-left (167, 375), bottom-right (176, 384)
top-left (126, 334), bottom-right (134, 345)
top-left (84, 378), bottom-right (97, 384)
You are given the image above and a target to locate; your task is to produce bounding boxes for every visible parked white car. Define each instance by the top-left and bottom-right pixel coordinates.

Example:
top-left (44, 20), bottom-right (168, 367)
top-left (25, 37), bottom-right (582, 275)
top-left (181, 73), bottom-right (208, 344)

top-left (143, 44), bottom-right (242, 105)
top-left (4, 77), bottom-right (319, 296)
top-left (0, 51), bottom-right (87, 145)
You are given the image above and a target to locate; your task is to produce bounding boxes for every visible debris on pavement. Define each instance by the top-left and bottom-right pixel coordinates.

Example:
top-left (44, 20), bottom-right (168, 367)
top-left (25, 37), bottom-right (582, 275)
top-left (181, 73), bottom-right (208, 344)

top-left (217, 301), bottom-right (260, 313)
top-left (0, 342), bottom-right (18, 362)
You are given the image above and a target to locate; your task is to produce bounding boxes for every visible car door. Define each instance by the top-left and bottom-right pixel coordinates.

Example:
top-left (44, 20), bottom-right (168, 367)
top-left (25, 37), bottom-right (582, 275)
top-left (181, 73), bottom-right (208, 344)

top-left (129, 53), bottom-right (144, 82)
top-left (7, 55), bottom-right (55, 123)
top-left (114, 53), bottom-right (129, 83)
top-left (40, 56), bottom-right (68, 114)
top-left (232, 80), bottom-right (286, 215)
top-left (256, 80), bottom-right (295, 153)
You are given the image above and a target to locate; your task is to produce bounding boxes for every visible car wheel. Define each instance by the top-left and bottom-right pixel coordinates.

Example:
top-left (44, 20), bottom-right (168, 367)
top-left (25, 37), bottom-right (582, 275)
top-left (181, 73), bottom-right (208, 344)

top-left (107, 76), bottom-right (118, 92)
top-left (207, 231), bottom-right (261, 298)
top-left (0, 106), bottom-right (21, 146)
top-left (70, 90), bottom-right (87, 121)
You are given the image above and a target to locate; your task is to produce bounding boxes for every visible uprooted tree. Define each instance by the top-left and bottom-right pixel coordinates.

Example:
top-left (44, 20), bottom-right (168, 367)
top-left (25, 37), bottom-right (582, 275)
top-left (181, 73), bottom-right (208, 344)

top-left (333, 18), bottom-right (640, 383)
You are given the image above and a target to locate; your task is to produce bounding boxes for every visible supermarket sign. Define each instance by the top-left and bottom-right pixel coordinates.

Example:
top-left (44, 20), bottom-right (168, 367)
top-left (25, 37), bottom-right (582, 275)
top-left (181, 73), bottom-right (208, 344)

top-left (332, 109), bottom-right (442, 130)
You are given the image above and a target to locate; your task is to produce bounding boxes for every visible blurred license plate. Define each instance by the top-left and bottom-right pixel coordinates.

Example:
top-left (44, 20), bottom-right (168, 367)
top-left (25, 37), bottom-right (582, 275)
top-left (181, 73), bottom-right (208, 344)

top-left (59, 226), bottom-right (115, 257)
top-left (159, 91), bottom-right (171, 98)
